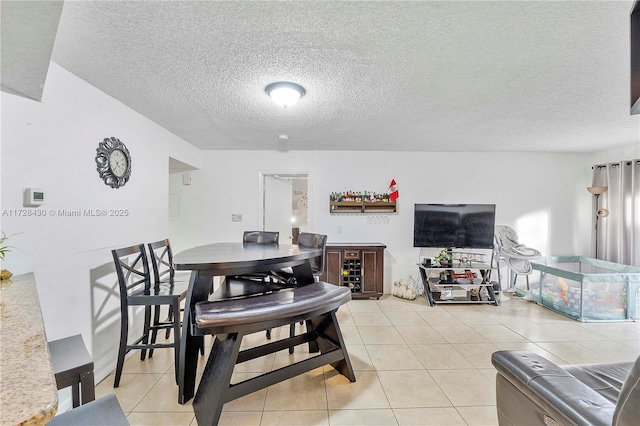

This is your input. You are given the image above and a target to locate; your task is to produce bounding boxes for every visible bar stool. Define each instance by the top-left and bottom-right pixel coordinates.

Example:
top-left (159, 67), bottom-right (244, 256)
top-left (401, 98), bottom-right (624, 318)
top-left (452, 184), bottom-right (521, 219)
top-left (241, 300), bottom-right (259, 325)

top-left (48, 394), bottom-right (129, 425)
top-left (112, 244), bottom-right (185, 387)
top-left (48, 334), bottom-right (95, 408)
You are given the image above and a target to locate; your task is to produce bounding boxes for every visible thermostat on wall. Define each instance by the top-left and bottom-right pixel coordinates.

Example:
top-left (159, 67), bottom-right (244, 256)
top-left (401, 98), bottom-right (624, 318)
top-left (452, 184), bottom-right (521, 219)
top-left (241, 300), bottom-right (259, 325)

top-left (183, 173), bottom-right (192, 185)
top-left (23, 188), bottom-right (45, 207)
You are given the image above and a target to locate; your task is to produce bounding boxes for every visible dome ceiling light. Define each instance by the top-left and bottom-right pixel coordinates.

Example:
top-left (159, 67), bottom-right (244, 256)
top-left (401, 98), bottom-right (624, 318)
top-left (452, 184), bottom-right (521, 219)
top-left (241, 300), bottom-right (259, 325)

top-left (265, 82), bottom-right (305, 108)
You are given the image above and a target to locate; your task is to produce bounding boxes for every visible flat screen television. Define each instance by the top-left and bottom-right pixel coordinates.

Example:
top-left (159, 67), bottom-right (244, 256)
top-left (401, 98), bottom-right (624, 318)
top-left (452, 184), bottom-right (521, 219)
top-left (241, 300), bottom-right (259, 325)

top-left (413, 203), bottom-right (496, 249)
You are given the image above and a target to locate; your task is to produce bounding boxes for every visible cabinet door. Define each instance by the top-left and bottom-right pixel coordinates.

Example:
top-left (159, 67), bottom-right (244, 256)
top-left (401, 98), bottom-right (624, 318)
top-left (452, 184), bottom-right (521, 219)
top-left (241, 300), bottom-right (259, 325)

top-left (362, 249), bottom-right (382, 294)
top-left (321, 249), bottom-right (343, 286)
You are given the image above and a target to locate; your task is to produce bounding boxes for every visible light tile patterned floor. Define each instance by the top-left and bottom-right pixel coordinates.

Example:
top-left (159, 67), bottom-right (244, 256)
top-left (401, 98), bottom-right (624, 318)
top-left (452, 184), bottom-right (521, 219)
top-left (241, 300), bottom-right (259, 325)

top-left (94, 295), bottom-right (640, 425)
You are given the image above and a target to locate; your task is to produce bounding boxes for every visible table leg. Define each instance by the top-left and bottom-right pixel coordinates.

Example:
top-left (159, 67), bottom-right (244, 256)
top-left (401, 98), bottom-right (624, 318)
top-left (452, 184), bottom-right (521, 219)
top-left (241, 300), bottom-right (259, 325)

top-left (80, 370), bottom-right (95, 405)
top-left (71, 383), bottom-right (80, 408)
top-left (178, 271), bottom-right (212, 405)
top-left (194, 333), bottom-right (242, 426)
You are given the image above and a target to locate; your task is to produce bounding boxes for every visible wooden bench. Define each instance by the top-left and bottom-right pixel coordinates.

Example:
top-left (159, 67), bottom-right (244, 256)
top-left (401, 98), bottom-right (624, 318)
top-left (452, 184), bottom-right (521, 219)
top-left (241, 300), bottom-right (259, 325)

top-left (191, 281), bottom-right (356, 426)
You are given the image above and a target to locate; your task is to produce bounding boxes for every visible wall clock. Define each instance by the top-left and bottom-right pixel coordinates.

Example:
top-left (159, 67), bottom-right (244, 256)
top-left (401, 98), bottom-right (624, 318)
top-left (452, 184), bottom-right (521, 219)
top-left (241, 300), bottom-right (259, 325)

top-left (95, 137), bottom-right (132, 189)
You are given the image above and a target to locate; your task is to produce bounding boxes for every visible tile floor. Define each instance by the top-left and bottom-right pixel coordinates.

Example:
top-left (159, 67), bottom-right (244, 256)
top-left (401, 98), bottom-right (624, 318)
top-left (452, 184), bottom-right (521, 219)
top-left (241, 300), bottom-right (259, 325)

top-left (95, 294), bottom-right (640, 425)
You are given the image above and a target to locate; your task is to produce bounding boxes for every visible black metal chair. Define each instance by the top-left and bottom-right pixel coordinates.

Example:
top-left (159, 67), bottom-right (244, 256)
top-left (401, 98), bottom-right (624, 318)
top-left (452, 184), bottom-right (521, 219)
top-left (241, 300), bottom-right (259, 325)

top-left (111, 244), bottom-right (188, 387)
top-left (147, 239), bottom-right (187, 340)
top-left (271, 232), bottom-right (327, 285)
top-left (295, 232), bottom-right (327, 279)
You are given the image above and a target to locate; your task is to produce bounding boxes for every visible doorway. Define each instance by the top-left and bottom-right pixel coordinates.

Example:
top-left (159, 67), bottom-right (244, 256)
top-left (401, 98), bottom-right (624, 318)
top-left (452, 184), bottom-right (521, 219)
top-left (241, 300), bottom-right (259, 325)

top-left (168, 157), bottom-right (199, 254)
top-left (260, 173), bottom-right (309, 244)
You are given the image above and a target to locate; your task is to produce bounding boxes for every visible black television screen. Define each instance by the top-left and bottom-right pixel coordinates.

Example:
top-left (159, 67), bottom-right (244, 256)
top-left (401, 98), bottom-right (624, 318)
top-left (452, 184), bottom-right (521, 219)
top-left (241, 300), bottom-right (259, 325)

top-left (413, 204), bottom-right (496, 249)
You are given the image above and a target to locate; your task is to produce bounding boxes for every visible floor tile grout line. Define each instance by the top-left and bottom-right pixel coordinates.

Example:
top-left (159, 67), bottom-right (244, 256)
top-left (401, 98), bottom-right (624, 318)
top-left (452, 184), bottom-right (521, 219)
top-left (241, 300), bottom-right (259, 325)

top-left (95, 296), bottom-right (639, 425)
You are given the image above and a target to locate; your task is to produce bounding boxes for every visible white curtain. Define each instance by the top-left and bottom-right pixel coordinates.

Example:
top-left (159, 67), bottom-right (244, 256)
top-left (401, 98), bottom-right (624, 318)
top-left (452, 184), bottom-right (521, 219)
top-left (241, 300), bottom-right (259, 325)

top-left (591, 160), bottom-right (640, 266)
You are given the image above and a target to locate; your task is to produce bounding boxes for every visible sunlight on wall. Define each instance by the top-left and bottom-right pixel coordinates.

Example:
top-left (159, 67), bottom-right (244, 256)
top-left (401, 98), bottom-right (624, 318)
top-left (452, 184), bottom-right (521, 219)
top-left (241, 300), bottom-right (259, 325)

top-left (516, 210), bottom-right (549, 255)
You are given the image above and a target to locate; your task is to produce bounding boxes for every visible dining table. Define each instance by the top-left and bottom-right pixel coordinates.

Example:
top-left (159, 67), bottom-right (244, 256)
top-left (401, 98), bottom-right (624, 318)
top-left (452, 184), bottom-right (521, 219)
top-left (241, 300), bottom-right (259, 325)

top-left (172, 242), bottom-right (322, 404)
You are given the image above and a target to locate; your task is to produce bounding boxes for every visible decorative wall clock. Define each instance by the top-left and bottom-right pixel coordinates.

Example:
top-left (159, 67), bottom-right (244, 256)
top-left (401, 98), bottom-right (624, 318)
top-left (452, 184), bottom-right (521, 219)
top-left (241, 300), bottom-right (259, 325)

top-left (95, 137), bottom-right (131, 189)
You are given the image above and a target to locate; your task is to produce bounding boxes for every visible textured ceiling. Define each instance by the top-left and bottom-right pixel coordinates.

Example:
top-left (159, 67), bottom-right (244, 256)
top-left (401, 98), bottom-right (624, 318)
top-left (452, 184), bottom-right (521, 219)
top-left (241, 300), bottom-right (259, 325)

top-left (1, 1), bottom-right (63, 101)
top-left (49, 1), bottom-right (639, 152)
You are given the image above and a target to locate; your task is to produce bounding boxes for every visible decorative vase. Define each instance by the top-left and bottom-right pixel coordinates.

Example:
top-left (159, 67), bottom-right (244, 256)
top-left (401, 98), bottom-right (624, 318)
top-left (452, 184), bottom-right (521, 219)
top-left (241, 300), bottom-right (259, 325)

top-left (0, 269), bottom-right (13, 280)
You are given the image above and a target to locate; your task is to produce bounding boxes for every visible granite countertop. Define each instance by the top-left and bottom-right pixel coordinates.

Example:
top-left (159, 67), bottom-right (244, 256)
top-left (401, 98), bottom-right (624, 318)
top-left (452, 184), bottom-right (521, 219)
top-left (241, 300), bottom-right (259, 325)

top-left (0, 273), bottom-right (58, 425)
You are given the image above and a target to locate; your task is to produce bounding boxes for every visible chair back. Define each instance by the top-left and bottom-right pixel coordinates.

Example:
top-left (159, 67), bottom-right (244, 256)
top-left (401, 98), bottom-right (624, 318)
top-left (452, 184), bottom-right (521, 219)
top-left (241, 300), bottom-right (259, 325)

top-left (243, 231), bottom-right (279, 244)
top-left (297, 232), bottom-right (327, 277)
top-left (147, 239), bottom-right (175, 284)
top-left (495, 225), bottom-right (539, 277)
top-left (494, 225), bottom-right (519, 251)
top-left (112, 244), bottom-right (152, 299)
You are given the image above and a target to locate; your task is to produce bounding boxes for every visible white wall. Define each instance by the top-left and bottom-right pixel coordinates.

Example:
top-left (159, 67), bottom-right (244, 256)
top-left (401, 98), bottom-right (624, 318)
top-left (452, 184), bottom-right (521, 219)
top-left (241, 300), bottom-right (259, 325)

top-left (588, 141), bottom-right (640, 165)
top-left (168, 170), bottom-right (204, 254)
top-left (187, 150), bottom-right (593, 294)
top-left (0, 63), bottom-right (198, 390)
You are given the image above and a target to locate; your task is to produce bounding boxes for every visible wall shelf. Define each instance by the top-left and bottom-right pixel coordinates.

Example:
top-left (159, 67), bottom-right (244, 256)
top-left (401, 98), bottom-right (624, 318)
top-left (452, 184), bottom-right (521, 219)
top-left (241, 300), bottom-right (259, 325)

top-left (330, 200), bottom-right (396, 214)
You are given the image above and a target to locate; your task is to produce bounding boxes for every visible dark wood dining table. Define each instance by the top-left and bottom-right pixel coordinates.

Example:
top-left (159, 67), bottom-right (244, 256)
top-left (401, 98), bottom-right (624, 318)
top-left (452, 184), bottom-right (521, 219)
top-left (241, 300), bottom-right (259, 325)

top-left (172, 242), bottom-right (322, 404)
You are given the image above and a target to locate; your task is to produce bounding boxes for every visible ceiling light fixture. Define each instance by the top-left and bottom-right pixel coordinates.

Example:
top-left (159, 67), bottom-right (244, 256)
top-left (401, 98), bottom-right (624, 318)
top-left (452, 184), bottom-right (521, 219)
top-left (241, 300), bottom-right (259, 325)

top-left (265, 82), bottom-right (305, 108)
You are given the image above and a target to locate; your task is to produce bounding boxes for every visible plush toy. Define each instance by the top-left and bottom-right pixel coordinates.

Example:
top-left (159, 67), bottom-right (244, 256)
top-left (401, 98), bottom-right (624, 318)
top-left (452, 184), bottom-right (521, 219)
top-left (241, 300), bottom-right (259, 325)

top-left (393, 279), bottom-right (416, 300)
top-left (556, 277), bottom-right (569, 303)
top-left (557, 277), bottom-right (569, 292)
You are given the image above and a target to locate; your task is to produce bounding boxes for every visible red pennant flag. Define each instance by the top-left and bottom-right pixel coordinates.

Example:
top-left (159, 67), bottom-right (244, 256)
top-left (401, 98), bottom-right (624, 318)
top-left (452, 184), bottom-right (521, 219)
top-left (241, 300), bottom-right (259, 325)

top-left (388, 179), bottom-right (399, 201)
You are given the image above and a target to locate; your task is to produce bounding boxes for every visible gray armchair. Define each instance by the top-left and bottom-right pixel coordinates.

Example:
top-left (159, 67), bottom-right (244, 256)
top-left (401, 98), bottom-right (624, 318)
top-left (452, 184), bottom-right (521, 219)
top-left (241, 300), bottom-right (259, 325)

top-left (491, 350), bottom-right (640, 426)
